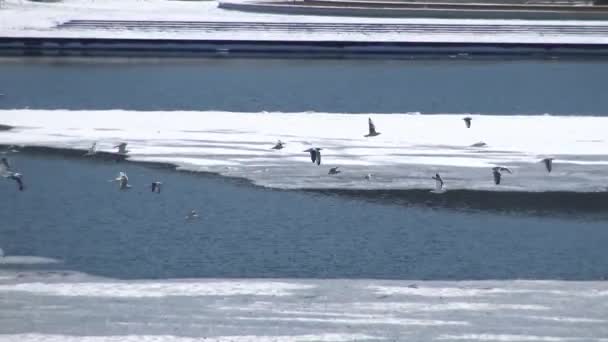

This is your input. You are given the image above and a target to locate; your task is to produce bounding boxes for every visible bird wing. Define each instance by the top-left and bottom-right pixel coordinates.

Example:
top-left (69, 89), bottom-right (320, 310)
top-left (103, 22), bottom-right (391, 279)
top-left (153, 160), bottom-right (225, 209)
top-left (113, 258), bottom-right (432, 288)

top-left (309, 150), bottom-right (316, 163)
top-left (1, 158), bottom-right (10, 171)
top-left (316, 150), bottom-right (321, 165)
top-left (543, 159), bottom-right (552, 172)
top-left (368, 118), bottom-right (376, 134)
top-left (435, 178), bottom-right (443, 190)
top-left (501, 167), bottom-right (512, 174)
top-left (14, 175), bottom-right (23, 191)
top-left (493, 171), bottom-right (501, 185)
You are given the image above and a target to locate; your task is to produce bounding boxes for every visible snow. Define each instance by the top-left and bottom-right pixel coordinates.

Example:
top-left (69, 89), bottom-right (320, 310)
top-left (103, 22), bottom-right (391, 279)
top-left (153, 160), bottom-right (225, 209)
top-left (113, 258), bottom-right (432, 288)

top-left (1, 109), bottom-right (608, 192)
top-left (1, 0), bottom-right (608, 44)
top-left (0, 281), bottom-right (313, 297)
top-left (0, 268), bottom-right (607, 341)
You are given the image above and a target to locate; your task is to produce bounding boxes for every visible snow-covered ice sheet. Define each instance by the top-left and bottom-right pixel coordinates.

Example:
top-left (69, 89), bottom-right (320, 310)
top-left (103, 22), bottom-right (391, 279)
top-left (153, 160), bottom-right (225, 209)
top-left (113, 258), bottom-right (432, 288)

top-left (1, 109), bottom-right (608, 192)
top-left (2, 0), bottom-right (608, 44)
top-left (0, 266), bottom-right (607, 341)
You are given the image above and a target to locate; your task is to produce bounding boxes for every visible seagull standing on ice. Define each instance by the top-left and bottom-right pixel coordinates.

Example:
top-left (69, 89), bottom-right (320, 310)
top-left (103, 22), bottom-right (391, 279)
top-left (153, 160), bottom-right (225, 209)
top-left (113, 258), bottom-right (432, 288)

top-left (151, 181), bottom-right (162, 193)
top-left (463, 117), bottom-right (472, 128)
top-left (432, 173), bottom-right (444, 192)
top-left (328, 167), bottom-right (341, 175)
top-left (84, 142), bottom-right (97, 156)
top-left (304, 148), bottom-right (322, 165)
top-left (0, 157), bottom-right (24, 191)
top-left (364, 117), bottom-right (381, 137)
top-left (114, 142), bottom-right (129, 155)
top-left (113, 172), bottom-right (131, 190)
top-left (541, 158), bottom-right (554, 173)
top-left (271, 140), bottom-right (285, 150)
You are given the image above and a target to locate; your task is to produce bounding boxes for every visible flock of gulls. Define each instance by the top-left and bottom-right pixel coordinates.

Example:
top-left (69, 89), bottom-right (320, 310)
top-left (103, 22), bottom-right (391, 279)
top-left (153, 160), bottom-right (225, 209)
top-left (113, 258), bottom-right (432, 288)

top-left (1, 116), bottom-right (556, 199)
top-left (274, 117), bottom-right (554, 193)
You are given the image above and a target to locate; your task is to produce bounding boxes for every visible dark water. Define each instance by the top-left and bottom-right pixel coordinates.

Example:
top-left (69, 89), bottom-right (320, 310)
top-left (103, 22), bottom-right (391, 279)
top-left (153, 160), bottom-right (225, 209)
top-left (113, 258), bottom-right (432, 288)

top-left (2, 57), bottom-right (608, 115)
top-left (1, 152), bottom-right (607, 280)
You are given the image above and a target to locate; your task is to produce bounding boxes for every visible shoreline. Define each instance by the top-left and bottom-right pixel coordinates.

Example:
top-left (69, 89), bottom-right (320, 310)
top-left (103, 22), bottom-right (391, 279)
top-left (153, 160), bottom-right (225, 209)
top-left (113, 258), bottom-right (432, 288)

top-left (5, 144), bottom-right (608, 217)
top-left (3, 37), bottom-right (608, 58)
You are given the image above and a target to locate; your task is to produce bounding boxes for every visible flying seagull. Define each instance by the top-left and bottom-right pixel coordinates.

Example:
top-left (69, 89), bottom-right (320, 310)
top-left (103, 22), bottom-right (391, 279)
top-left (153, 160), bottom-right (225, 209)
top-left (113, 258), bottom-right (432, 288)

top-left (84, 142), bottom-right (97, 156)
top-left (432, 173), bottom-right (444, 192)
top-left (492, 166), bottom-right (512, 174)
top-left (541, 158), bottom-right (554, 173)
top-left (328, 167), bottom-right (341, 175)
top-left (463, 117), bottom-right (472, 128)
top-left (114, 142), bottom-right (129, 155)
top-left (364, 117), bottom-right (381, 137)
top-left (271, 140), bottom-right (285, 150)
top-left (113, 172), bottom-right (131, 190)
top-left (492, 167), bottom-right (512, 185)
top-left (151, 181), bottom-right (162, 193)
top-left (304, 148), bottom-right (322, 165)
top-left (185, 209), bottom-right (199, 220)
top-left (0, 157), bottom-right (24, 191)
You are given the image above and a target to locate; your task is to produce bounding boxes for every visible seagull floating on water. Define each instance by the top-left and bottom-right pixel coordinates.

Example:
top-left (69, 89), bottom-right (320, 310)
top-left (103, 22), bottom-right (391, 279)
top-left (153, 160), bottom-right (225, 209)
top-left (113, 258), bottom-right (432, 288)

top-left (328, 167), bottom-right (341, 175)
top-left (470, 142), bottom-right (487, 148)
top-left (304, 148), bottom-right (322, 165)
top-left (114, 142), bottom-right (129, 155)
top-left (1, 157), bottom-right (24, 191)
top-left (0, 145), bottom-right (19, 155)
top-left (84, 142), bottom-right (97, 156)
top-left (151, 181), bottom-right (162, 193)
top-left (113, 172), bottom-right (131, 190)
top-left (185, 209), bottom-right (199, 220)
top-left (271, 140), bottom-right (285, 150)
top-left (365, 173), bottom-right (372, 181)
top-left (463, 117), bottom-right (472, 128)
top-left (431, 173), bottom-right (445, 193)
top-left (541, 158), bottom-right (554, 173)
top-left (364, 117), bottom-right (381, 137)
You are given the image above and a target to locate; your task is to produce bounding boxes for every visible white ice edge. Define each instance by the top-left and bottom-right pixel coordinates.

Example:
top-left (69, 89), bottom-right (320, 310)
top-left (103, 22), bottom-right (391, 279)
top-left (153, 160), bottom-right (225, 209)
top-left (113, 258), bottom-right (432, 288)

top-left (1, 109), bottom-right (608, 192)
top-left (0, 281), bottom-right (314, 297)
top-left (2, 0), bottom-right (608, 44)
top-left (0, 334), bottom-right (378, 342)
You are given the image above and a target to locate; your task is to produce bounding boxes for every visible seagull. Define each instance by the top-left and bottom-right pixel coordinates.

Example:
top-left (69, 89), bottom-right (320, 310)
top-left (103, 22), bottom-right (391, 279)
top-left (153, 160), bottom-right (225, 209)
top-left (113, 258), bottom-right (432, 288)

top-left (1, 157), bottom-right (24, 191)
top-left (364, 117), bottom-right (381, 137)
top-left (463, 117), bottom-right (472, 128)
top-left (114, 142), bottom-right (129, 155)
top-left (432, 173), bottom-right (444, 192)
top-left (0, 145), bottom-right (19, 154)
top-left (493, 169), bottom-right (502, 185)
top-left (365, 173), bottom-right (372, 181)
top-left (492, 166), bottom-right (512, 174)
top-left (328, 167), bottom-right (341, 175)
top-left (84, 142), bottom-right (97, 156)
top-left (151, 181), bottom-right (162, 193)
top-left (113, 172), bottom-right (131, 190)
top-left (271, 140), bottom-right (285, 150)
top-left (470, 142), bottom-right (487, 148)
top-left (185, 209), bottom-right (199, 220)
top-left (304, 148), bottom-right (322, 165)
top-left (541, 158), bottom-right (554, 173)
